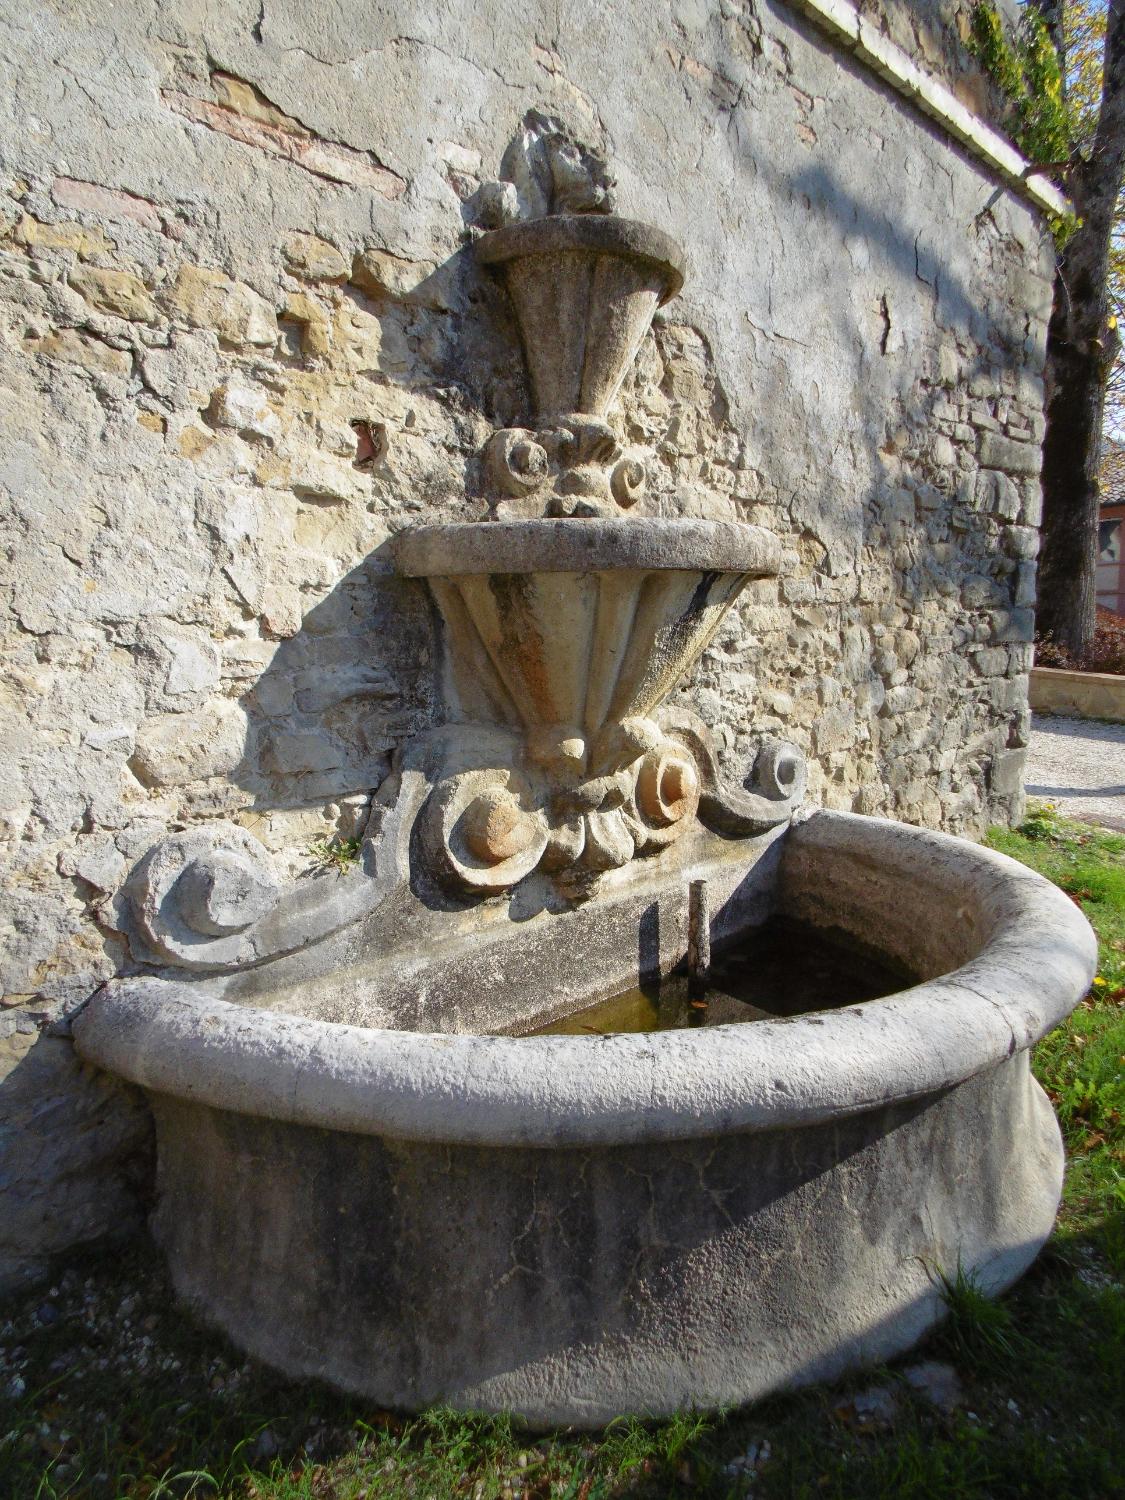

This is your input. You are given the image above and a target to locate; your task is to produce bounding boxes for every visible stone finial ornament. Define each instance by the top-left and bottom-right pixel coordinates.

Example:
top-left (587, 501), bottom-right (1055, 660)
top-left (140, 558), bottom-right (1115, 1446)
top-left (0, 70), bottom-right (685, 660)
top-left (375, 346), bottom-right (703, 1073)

top-left (471, 110), bottom-right (617, 227)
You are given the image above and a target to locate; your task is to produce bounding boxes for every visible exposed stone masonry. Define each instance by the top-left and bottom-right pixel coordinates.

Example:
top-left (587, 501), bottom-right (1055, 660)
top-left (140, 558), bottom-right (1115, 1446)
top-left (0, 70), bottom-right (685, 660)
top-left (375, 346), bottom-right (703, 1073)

top-left (0, 0), bottom-right (1054, 1286)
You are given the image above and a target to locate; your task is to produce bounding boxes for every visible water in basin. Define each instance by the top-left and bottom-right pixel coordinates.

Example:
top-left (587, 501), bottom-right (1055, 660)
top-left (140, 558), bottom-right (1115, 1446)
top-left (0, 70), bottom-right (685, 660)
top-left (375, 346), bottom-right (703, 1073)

top-left (523, 916), bottom-right (918, 1035)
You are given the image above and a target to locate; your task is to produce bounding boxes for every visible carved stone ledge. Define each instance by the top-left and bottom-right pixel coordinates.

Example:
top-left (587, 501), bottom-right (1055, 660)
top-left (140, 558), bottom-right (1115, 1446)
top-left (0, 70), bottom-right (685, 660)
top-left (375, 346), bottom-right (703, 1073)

top-left (394, 518), bottom-right (781, 577)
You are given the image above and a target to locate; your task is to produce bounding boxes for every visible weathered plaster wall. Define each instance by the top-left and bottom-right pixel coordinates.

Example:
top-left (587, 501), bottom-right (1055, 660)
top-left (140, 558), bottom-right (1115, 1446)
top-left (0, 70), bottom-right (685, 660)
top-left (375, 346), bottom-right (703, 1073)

top-left (860, 0), bottom-right (1020, 123)
top-left (0, 0), bottom-right (1053, 1287)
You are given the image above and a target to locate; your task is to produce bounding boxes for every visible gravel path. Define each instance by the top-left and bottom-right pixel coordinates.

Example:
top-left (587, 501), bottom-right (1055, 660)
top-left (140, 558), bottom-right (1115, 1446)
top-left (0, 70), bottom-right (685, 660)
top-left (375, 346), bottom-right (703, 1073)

top-left (1025, 714), bottom-right (1125, 830)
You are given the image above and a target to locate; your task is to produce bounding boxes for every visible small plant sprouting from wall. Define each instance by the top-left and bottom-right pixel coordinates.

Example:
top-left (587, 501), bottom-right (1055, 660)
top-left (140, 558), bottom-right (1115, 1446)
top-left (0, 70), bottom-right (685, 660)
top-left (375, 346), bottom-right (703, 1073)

top-left (307, 836), bottom-right (362, 874)
top-left (969, 3), bottom-right (1071, 167)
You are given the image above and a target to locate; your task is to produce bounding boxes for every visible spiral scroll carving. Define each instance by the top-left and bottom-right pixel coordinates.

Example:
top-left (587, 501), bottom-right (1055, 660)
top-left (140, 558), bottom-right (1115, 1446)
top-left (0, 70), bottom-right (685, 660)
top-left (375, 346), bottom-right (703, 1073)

top-left (412, 710), bottom-right (804, 900)
top-left (125, 823), bottom-right (282, 967)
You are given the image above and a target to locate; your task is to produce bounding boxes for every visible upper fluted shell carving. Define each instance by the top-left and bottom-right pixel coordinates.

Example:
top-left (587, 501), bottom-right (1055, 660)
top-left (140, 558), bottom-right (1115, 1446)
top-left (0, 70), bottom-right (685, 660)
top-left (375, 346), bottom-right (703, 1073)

top-left (477, 216), bottom-right (684, 424)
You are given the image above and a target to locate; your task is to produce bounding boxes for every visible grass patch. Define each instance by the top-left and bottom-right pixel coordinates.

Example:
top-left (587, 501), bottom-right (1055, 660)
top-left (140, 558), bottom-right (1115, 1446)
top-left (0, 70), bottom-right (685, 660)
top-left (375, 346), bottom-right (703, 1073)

top-left (1, 803), bottom-right (1122, 1498)
top-left (989, 801), bottom-right (1125, 1272)
top-left (929, 1260), bottom-right (1019, 1375)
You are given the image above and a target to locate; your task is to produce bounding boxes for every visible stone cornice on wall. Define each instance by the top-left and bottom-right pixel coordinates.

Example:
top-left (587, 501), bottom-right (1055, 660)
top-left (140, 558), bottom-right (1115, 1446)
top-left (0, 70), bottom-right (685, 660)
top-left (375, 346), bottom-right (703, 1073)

top-left (789, 0), bottom-right (1070, 220)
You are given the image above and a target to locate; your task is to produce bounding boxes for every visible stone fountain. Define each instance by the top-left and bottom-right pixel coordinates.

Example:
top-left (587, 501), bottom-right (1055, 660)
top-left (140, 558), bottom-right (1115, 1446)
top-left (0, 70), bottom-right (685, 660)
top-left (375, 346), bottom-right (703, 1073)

top-left (74, 123), bottom-right (1095, 1427)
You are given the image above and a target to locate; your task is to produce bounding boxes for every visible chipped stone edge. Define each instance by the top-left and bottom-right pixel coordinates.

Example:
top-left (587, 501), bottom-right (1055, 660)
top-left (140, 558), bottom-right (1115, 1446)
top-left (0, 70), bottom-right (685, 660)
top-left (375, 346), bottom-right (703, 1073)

top-left (73, 811), bottom-right (1096, 1148)
top-left (788, 0), bottom-right (1070, 220)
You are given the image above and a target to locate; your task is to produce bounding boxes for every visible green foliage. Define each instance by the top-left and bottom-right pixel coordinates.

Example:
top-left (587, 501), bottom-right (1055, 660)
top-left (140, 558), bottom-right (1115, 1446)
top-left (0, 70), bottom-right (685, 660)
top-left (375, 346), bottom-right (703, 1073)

top-left (1060, 0), bottom-right (1111, 149)
top-left (969, 3), bottom-right (1071, 165)
top-left (987, 809), bottom-right (1125, 1277)
top-left (1013, 796), bottom-right (1063, 840)
top-left (929, 1260), bottom-right (1019, 1373)
top-left (306, 835), bottom-right (361, 874)
top-left (1048, 207), bottom-right (1081, 251)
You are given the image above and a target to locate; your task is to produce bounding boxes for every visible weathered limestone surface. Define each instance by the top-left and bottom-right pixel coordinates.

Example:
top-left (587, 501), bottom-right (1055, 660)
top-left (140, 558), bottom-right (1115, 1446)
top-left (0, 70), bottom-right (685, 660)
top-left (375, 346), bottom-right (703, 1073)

top-left (1, 0), bottom-right (1053, 1284)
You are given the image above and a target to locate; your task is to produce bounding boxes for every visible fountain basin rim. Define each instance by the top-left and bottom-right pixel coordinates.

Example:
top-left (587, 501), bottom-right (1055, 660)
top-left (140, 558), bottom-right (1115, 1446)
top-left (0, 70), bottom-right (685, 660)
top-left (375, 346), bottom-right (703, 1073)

top-left (476, 214), bottom-right (685, 303)
top-left (393, 517), bottom-right (781, 577)
top-left (72, 812), bottom-right (1096, 1149)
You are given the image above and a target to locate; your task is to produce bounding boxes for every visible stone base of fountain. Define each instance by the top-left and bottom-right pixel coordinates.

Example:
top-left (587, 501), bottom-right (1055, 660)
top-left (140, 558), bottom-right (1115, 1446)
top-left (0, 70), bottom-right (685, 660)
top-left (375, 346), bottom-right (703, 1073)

top-left (74, 811), bottom-right (1094, 1427)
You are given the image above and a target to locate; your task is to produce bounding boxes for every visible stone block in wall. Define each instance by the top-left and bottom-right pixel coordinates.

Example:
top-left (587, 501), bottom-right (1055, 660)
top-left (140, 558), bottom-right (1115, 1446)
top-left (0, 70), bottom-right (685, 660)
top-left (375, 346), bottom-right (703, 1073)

top-left (29, 327), bottom-right (132, 378)
top-left (68, 264), bottom-right (156, 322)
top-left (165, 265), bottom-right (278, 348)
top-left (131, 702), bottom-right (250, 788)
top-left (978, 432), bottom-right (1040, 478)
top-left (57, 832), bottom-right (127, 894)
top-left (1015, 562), bottom-right (1037, 607)
top-left (988, 748), bottom-right (1028, 796)
top-left (961, 574), bottom-right (1005, 609)
top-left (0, 1031), bottom-right (152, 1294)
top-left (1021, 480), bottom-right (1044, 528)
top-left (990, 675), bottom-right (1029, 712)
top-left (813, 707), bottom-right (856, 755)
top-left (1008, 643), bottom-right (1034, 673)
top-left (882, 685), bottom-right (922, 716)
top-left (282, 233), bottom-right (348, 282)
top-left (1003, 526), bottom-right (1039, 561)
top-left (971, 647), bottom-right (1009, 677)
top-left (988, 608), bottom-right (1036, 644)
top-left (974, 468), bottom-right (1021, 519)
top-left (264, 729), bottom-right (344, 775)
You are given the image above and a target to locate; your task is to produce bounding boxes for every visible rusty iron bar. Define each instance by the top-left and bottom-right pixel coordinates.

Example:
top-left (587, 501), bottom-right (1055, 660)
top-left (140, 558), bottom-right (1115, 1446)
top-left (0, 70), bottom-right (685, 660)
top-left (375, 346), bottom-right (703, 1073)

top-left (687, 877), bottom-right (711, 1001)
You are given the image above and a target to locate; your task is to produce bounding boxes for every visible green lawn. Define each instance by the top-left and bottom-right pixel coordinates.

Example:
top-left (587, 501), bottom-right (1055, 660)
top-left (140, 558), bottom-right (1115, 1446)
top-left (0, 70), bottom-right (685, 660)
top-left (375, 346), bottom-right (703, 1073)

top-left (1, 805), bottom-right (1122, 1499)
top-left (989, 806), bottom-right (1125, 1263)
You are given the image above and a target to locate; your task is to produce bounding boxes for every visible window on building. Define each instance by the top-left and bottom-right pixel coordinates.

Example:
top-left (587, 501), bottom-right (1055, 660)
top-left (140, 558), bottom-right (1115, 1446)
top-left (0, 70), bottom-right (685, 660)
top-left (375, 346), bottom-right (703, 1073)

top-left (1098, 516), bottom-right (1125, 614)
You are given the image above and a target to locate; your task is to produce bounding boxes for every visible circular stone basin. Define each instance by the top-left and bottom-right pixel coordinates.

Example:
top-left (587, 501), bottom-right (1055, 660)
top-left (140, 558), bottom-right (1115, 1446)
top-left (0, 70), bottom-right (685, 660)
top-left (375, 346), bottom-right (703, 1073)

top-left (73, 812), bottom-right (1095, 1428)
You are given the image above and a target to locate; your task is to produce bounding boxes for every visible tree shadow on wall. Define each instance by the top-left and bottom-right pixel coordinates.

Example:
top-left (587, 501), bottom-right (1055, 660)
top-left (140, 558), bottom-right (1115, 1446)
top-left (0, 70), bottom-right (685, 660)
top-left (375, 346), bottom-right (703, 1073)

top-left (229, 552), bottom-right (437, 830)
top-left (675, 36), bottom-right (1043, 813)
top-left (216, 237), bottom-right (529, 845)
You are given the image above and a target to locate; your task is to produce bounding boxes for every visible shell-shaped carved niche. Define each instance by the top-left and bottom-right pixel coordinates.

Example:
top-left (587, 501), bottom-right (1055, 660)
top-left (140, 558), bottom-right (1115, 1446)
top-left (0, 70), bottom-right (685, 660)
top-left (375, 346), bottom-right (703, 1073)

top-left (477, 216), bottom-right (684, 425)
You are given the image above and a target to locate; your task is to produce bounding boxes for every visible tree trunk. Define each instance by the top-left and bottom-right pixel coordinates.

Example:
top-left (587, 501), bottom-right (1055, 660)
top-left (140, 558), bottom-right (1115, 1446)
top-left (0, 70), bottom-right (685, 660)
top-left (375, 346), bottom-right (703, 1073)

top-left (1036, 0), bottom-right (1125, 655)
top-left (1038, 0), bottom-right (1065, 76)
